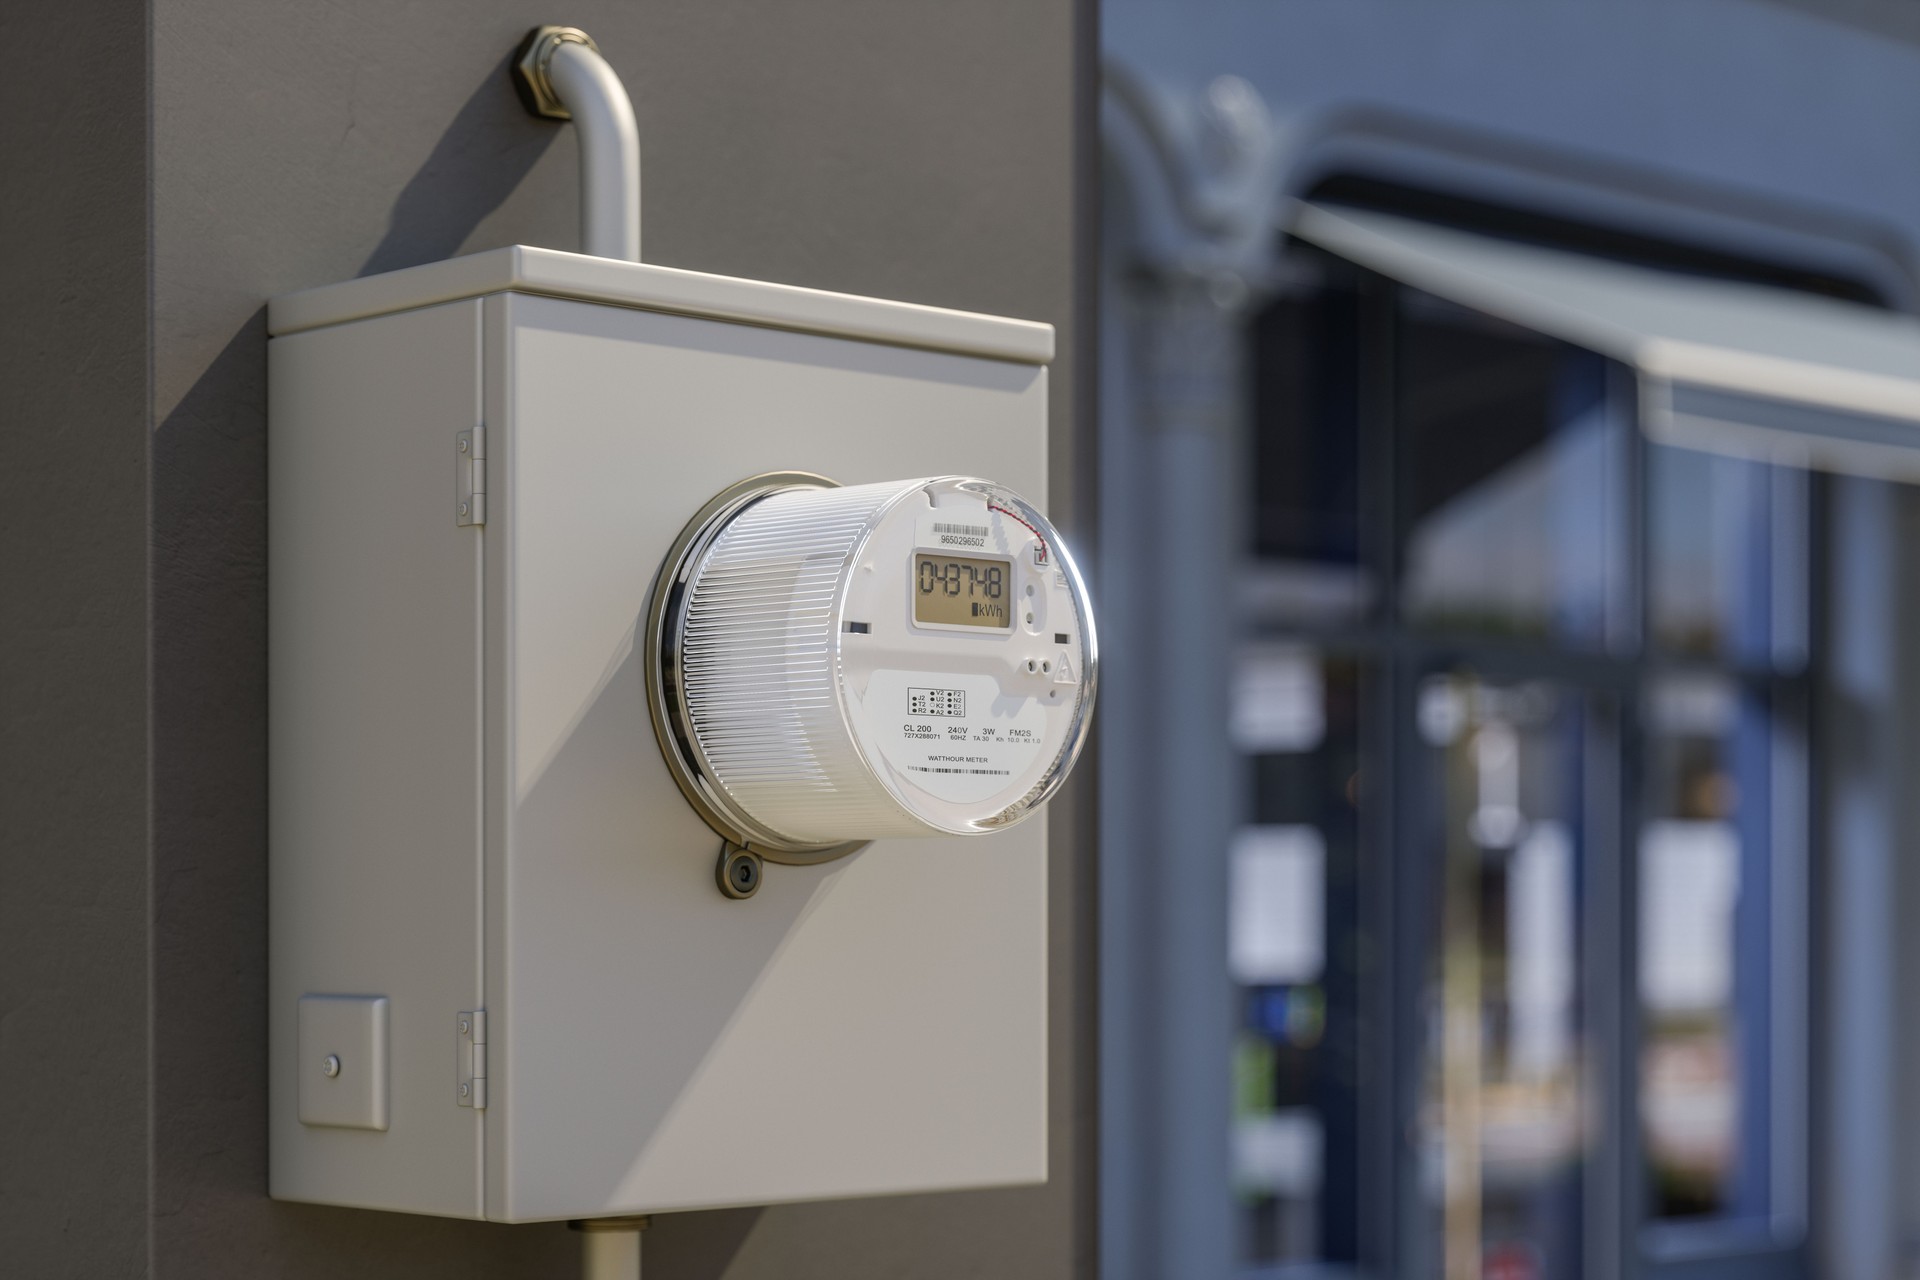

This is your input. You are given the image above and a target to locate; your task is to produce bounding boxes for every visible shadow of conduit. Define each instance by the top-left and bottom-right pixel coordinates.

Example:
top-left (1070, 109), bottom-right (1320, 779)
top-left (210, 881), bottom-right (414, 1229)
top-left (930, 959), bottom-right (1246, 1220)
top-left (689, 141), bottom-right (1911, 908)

top-left (358, 50), bottom-right (563, 278)
top-left (641, 1205), bottom-right (766, 1280)
top-left (170, 50), bottom-right (566, 446)
top-left (159, 47), bottom-right (567, 614)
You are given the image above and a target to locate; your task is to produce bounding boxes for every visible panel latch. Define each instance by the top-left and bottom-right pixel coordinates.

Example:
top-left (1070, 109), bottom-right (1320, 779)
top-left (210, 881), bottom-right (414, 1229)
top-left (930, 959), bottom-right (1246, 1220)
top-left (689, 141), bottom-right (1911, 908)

top-left (456, 428), bottom-right (487, 526)
top-left (457, 1010), bottom-right (488, 1108)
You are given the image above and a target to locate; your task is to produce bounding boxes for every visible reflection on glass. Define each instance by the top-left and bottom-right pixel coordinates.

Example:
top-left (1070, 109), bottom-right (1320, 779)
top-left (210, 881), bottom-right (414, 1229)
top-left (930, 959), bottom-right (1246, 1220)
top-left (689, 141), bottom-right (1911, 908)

top-left (1640, 675), bottom-right (1771, 1226)
top-left (1399, 293), bottom-right (1622, 645)
top-left (1648, 446), bottom-right (1808, 669)
top-left (1418, 676), bottom-right (1591, 1280)
top-left (1231, 649), bottom-right (1363, 1267)
top-left (1245, 260), bottom-right (1372, 626)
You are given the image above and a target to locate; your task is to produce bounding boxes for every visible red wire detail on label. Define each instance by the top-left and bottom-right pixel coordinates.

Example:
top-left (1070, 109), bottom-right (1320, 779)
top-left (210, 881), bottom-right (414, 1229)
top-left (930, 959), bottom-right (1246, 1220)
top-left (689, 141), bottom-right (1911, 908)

top-left (989, 504), bottom-right (1048, 560)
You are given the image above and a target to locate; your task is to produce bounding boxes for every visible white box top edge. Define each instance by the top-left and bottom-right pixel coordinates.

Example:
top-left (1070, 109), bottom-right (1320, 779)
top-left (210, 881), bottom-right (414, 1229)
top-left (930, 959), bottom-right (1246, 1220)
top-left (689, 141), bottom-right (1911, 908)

top-left (267, 245), bottom-right (1055, 365)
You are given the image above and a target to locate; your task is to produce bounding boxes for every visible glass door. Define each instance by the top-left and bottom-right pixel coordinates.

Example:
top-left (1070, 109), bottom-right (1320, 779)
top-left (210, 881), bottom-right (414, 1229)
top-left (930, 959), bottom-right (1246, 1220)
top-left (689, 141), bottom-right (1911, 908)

top-left (1412, 675), bottom-right (1609, 1280)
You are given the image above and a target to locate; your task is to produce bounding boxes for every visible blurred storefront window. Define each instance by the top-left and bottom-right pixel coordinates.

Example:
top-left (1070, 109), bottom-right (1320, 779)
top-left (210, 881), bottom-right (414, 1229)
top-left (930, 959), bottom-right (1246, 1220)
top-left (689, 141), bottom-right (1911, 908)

top-left (1230, 649), bottom-right (1364, 1266)
top-left (1213, 246), bottom-right (1811, 1279)
top-left (1639, 673), bottom-right (1805, 1249)
top-left (1399, 300), bottom-right (1622, 646)
top-left (1647, 447), bottom-right (1809, 669)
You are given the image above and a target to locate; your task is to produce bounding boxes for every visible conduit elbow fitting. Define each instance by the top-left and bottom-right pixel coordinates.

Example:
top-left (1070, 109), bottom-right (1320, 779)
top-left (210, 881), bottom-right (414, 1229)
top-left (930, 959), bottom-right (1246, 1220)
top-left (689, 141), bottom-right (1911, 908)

top-left (511, 26), bottom-right (642, 263)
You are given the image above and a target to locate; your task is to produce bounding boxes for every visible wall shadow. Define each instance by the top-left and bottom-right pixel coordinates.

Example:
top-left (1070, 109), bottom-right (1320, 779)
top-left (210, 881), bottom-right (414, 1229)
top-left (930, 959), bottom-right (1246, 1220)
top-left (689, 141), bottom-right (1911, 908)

top-left (358, 53), bottom-right (560, 277)
top-left (151, 308), bottom-right (272, 1253)
top-left (504, 630), bottom-right (855, 1214)
top-left (644, 1206), bottom-right (765, 1280)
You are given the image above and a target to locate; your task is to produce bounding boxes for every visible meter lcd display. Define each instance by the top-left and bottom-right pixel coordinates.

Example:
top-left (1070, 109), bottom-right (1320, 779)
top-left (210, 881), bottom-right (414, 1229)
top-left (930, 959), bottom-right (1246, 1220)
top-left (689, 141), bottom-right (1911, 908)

top-left (914, 553), bottom-right (1012, 628)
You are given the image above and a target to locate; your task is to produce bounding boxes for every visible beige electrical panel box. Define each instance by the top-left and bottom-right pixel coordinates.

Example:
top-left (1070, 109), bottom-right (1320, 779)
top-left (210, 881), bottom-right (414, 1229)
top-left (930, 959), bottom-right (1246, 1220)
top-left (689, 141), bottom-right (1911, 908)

top-left (268, 247), bottom-right (1062, 1221)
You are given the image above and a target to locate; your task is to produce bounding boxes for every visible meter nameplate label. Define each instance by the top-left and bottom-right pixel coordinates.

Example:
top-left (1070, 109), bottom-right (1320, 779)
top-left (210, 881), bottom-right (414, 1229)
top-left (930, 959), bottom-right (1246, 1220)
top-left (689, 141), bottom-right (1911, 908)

top-left (863, 669), bottom-right (1047, 804)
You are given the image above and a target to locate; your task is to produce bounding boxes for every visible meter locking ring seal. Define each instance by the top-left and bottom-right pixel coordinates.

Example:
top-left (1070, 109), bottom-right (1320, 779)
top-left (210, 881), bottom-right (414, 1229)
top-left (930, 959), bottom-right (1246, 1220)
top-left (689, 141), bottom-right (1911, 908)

top-left (644, 472), bottom-right (871, 868)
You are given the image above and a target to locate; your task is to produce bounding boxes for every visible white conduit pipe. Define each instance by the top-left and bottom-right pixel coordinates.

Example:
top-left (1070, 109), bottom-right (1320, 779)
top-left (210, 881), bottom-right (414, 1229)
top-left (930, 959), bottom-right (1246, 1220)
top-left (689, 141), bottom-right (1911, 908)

top-left (573, 1217), bottom-right (648, 1280)
top-left (515, 28), bottom-right (642, 262)
top-left (581, 1225), bottom-right (642, 1280)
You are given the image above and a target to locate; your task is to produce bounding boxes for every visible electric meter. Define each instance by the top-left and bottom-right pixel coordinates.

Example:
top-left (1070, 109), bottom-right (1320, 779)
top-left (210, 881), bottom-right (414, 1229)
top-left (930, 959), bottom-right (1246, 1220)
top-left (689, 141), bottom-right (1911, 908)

top-left (648, 474), bottom-right (1096, 869)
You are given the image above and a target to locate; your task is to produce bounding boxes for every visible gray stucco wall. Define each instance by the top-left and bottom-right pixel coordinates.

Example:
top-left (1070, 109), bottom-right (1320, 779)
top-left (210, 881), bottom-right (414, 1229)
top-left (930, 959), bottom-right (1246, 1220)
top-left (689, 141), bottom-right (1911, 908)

top-left (6, 2), bottom-right (1091, 1275)
top-left (0, 1), bottom-right (153, 1275)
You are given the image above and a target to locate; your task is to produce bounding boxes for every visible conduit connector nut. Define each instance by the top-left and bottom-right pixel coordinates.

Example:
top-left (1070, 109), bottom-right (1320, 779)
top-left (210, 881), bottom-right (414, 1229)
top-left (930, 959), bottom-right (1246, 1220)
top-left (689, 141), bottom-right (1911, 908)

top-left (512, 25), bottom-right (600, 120)
top-left (569, 1215), bottom-right (653, 1233)
top-left (716, 844), bottom-right (764, 901)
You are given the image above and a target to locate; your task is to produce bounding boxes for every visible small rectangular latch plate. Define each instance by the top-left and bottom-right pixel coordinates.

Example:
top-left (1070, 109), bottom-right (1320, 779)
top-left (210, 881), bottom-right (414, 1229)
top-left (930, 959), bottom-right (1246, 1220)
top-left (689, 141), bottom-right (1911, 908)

top-left (455, 428), bottom-right (487, 526)
top-left (457, 1009), bottom-right (487, 1109)
top-left (298, 994), bottom-right (390, 1131)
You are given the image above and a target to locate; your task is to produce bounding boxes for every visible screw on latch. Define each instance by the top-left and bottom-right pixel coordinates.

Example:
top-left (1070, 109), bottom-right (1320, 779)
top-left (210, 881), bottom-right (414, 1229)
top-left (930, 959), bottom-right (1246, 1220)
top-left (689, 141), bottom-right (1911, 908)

top-left (457, 437), bottom-right (470, 454)
top-left (458, 501), bottom-right (471, 517)
top-left (459, 1082), bottom-right (471, 1099)
top-left (716, 844), bottom-right (763, 900)
top-left (459, 1016), bottom-right (471, 1036)
top-left (322, 1054), bottom-right (342, 1079)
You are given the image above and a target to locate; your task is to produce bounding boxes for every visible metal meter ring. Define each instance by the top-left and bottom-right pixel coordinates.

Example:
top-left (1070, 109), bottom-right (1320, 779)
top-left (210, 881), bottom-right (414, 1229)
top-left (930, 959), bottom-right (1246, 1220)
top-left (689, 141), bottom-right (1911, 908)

top-left (645, 472), bottom-right (869, 865)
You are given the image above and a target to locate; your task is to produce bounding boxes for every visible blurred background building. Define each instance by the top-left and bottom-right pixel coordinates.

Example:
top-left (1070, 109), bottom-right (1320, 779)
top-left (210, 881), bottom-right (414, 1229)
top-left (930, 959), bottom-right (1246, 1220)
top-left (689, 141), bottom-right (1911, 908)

top-left (1099, 3), bottom-right (1920, 1279)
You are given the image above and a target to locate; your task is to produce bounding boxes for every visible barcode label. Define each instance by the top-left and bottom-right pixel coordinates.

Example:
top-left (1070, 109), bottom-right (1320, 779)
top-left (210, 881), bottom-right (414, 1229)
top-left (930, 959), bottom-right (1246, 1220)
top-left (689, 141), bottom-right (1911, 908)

top-left (908, 766), bottom-right (1011, 776)
top-left (918, 513), bottom-right (994, 551)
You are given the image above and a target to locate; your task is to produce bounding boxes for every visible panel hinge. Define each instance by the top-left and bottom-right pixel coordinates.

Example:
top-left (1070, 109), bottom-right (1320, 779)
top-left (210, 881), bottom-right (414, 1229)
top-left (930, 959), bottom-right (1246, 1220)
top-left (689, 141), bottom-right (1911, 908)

top-left (456, 427), bottom-right (487, 526)
top-left (457, 1010), bottom-right (488, 1109)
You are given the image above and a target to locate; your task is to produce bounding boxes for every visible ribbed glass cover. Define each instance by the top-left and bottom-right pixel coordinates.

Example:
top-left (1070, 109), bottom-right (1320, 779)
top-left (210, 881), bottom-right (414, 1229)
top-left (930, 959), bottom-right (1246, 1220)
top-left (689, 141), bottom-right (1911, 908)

top-left (680, 482), bottom-right (928, 845)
